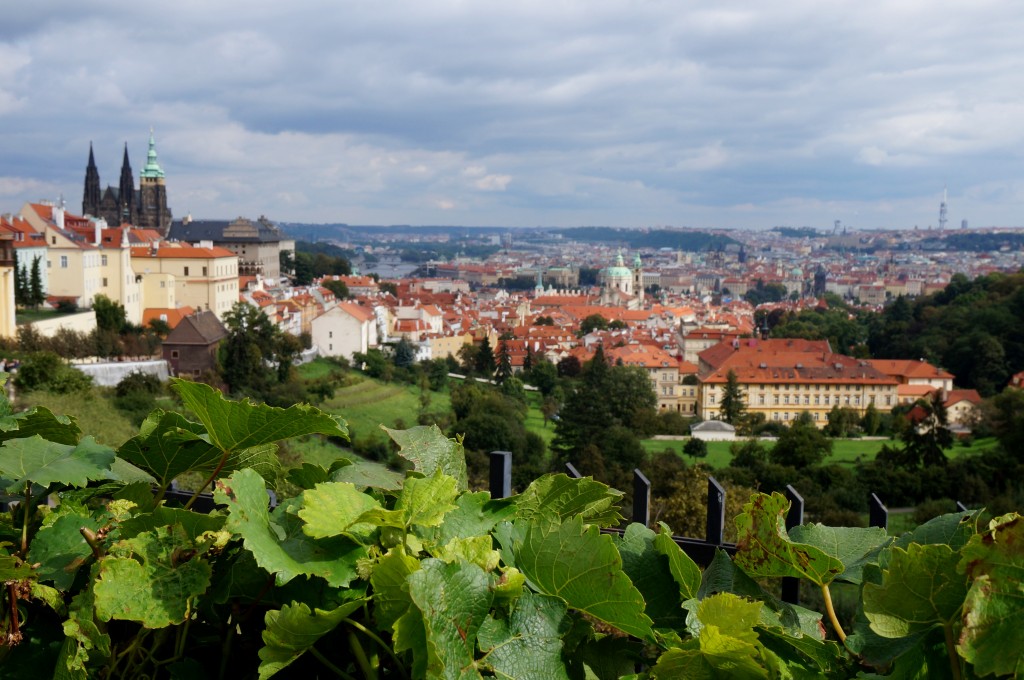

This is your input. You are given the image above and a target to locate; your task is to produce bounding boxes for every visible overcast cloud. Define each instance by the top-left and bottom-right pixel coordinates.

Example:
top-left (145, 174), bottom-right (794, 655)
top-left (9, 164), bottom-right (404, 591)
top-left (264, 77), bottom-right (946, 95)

top-left (2, 1), bottom-right (1023, 230)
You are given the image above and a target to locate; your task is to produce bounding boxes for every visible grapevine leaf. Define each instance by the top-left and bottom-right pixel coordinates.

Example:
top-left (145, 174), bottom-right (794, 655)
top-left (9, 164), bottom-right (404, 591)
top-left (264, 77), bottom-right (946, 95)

top-left (370, 548), bottom-right (421, 630)
top-left (653, 523), bottom-right (702, 601)
top-left (285, 462), bottom-right (330, 490)
top-left (617, 523), bottom-right (688, 629)
top-left (756, 627), bottom-right (848, 677)
top-left (699, 550), bottom-right (825, 640)
top-left (105, 457), bottom-right (156, 484)
top-left (895, 509), bottom-right (979, 552)
top-left (651, 594), bottom-right (767, 679)
top-left (118, 506), bottom-right (226, 541)
top-left (734, 492), bottom-right (844, 587)
top-left (395, 469), bottom-right (459, 528)
top-left (514, 473), bottom-right (624, 527)
top-left (478, 592), bottom-right (571, 680)
top-left (214, 468), bottom-right (366, 587)
top-left (844, 610), bottom-right (932, 669)
top-left (433, 535), bottom-right (501, 572)
top-left (956, 512), bottom-right (1024, 677)
top-left (788, 523), bottom-right (890, 584)
top-left (297, 481), bottom-right (380, 542)
top-left (570, 637), bottom-right (640, 680)
top-left (432, 491), bottom-right (516, 546)
top-left (61, 584), bottom-right (110, 677)
top-left (383, 424), bottom-right (468, 491)
top-left (406, 558), bottom-right (493, 679)
top-left (394, 607), bottom-right (430, 679)
top-left (862, 543), bottom-right (967, 639)
top-left (330, 459), bottom-right (405, 491)
top-left (173, 378), bottom-right (348, 451)
top-left (257, 599), bottom-right (366, 680)
top-left (30, 582), bottom-right (67, 616)
top-left (28, 510), bottom-right (104, 590)
top-left (94, 524), bottom-right (212, 628)
top-left (514, 515), bottom-right (654, 640)
top-left (0, 435), bottom-right (115, 492)
top-left (0, 404), bottom-right (81, 446)
top-left (0, 552), bottom-right (34, 581)
top-left (117, 410), bottom-right (280, 487)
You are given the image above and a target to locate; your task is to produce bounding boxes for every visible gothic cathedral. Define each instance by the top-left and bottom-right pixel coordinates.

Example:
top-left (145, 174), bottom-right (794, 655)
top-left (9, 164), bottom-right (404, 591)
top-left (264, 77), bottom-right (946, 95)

top-left (82, 132), bottom-right (173, 234)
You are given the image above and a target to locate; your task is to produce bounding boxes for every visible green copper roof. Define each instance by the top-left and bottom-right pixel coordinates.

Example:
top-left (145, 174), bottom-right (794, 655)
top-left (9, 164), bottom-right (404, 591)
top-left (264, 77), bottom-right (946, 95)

top-left (140, 131), bottom-right (165, 179)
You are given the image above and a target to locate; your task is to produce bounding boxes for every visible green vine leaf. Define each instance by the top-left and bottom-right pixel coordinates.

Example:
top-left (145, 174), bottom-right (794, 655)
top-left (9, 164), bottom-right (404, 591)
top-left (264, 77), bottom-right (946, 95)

top-left (215, 468), bottom-right (367, 587)
top-left (396, 469), bottom-right (460, 529)
top-left (0, 435), bottom-right (115, 492)
top-left (862, 543), bottom-right (967, 639)
top-left (734, 492), bottom-right (844, 587)
top-left (513, 473), bottom-right (624, 527)
top-left (28, 507), bottom-right (106, 590)
top-left (787, 523), bottom-right (891, 584)
top-left (514, 515), bottom-right (654, 640)
top-left (956, 512), bottom-right (1024, 677)
top-left (93, 524), bottom-right (212, 628)
top-left (117, 506), bottom-right (226, 542)
top-left (651, 593), bottom-right (767, 679)
top-left (653, 523), bottom-right (702, 602)
top-left (117, 410), bottom-right (279, 488)
top-left (60, 583), bottom-right (110, 678)
top-left (383, 424), bottom-right (468, 491)
top-left (0, 402), bottom-right (81, 446)
top-left (298, 481), bottom-right (381, 543)
top-left (617, 523), bottom-right (689, 629)
top-left (370, 548), bottom-right (421, 630)
top-left (478, 592), bottom-right (571, 680)
top-left (406, 558), bottom-right (493, 679)
top-left (429, 491), bottom-right (516, 547)
top-left (257, 598), bottom-right (367, 680)
top-left (173, 378), bottom-right (348, 451)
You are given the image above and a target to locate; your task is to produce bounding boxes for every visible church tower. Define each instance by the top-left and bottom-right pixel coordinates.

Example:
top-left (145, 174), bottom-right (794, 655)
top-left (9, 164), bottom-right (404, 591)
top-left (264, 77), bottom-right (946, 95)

top-left (138, 131), bottom-right (172, 235)
top-left (118, 143), bottom-right (137, 224)
top-left (82, 143), bottom-right (101, 217)
top-left (633, 252), bottom-right (644, 305)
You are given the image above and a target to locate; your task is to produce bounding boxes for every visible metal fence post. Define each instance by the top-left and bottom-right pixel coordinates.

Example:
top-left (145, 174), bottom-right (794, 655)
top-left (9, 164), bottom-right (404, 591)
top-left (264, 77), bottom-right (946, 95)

top-left (782, 485), bottom-right (804, 604)
top-left (707, 476), bottom-right (726, 545)
top-left (489, 451), bottom-right (512, 499)
top-left (565, 463), bottom-right (582, 479)
top-left (869, 493), bottom-right (888, 531)
top-left (956, 500), bottom-right (969, 513)
top-left (633, 469), bottom-right (651, 527)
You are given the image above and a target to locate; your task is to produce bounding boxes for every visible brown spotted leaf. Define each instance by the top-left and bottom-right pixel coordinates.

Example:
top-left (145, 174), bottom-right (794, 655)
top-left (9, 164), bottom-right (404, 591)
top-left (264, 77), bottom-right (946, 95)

top-left (734, 492), bottom-right (844, 587)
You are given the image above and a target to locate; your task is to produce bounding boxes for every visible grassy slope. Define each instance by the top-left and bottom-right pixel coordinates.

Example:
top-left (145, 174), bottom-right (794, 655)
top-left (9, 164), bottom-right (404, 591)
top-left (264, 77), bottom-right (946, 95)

top-left (18, 389), bottom-right (138, 447)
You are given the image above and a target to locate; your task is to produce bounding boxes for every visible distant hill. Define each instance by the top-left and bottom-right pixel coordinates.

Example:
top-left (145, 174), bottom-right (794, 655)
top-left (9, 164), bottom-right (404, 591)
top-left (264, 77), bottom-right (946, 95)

top-left (553, 227), bottom-right (738, 251)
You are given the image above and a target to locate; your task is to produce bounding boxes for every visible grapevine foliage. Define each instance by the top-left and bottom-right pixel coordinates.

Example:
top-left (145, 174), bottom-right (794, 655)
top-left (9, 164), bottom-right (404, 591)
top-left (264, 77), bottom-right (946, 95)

top-left (0, 380), bottom-right (1019, 678)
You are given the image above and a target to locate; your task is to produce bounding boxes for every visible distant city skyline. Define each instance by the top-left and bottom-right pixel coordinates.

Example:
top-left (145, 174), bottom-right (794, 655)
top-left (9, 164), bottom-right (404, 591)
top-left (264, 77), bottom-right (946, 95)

top-left (2, 2), bottom-right (1024, 229)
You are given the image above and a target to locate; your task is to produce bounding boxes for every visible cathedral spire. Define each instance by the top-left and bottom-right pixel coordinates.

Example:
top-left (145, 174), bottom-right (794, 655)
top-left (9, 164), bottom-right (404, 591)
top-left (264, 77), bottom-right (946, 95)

top-left (83, 142), bottom-right (101, 216)
top-left (118, 142), bottom-right (136, 223)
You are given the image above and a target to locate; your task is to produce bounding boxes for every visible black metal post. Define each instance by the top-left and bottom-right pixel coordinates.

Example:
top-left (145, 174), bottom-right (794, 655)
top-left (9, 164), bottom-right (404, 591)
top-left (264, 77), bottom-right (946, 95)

top-left (632, 469), bottom-right (651, 526)
top-left (565, 462), bottom-right (582, 478)
top-left (869, 493), bottom-right (888, 531)
top-left (782, 485), bottom-right (804, 604)
top-left (489, 451), bottom-right (512, 499)
top-left (707, 476), bottom-right (726, 545)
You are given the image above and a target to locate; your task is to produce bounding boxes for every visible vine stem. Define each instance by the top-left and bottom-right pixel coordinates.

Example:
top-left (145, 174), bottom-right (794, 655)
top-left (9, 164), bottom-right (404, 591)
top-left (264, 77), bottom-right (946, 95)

top-left (348, 630), bottom-right (376, 680)
top-left (309, 645), bottom-right (358, 680)
top-left (343, 618), bottom-right (408, 680)
top-left (19, 482), bottom-right (31, 556)
top-left (6, 583), bottom-right (21, 645)
top-left (820, 584), bottom-right (846, 643)
top-left (944, 623), bottom-right (963, 680)
top-left (183, 448), bottom-right (231, 510)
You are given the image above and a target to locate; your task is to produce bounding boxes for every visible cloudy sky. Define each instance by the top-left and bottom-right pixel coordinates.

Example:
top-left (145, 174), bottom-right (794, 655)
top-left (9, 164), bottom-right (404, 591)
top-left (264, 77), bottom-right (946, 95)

top-left (2, 1), bottom-right (1023, 230)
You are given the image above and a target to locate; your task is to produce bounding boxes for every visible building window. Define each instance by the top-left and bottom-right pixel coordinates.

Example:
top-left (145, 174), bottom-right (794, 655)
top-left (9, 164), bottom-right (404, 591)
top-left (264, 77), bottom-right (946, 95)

top-left (60, 255), bottom-right (68, 269)
top-left (202, 266), bottom-right (208, 276)
top-left (184, 266), bottom-right (190, 276)
top-left (51, 236), bottom-right (56, 245)
top-left (102, 278), bottom-right (108, 287)
top-left (160, 281), bottom-right (166, 288)
top-left (171, 350), bottom-right (179, 359)
top-left (329, 331), bottom-right (333, 338)
top-left (101, 255), bottom-right (108, 266)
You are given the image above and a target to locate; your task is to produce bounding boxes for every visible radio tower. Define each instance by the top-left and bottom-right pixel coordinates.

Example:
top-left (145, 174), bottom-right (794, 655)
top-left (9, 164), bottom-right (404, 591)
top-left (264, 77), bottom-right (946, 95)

top-left (938, 185), bottom-right (948, 230)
